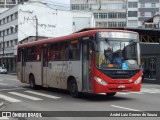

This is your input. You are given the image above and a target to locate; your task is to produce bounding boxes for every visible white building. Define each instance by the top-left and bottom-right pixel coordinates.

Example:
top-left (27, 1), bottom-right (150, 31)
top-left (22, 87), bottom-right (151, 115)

top-left (0, 0), bottom-right (94, 72)
top-left (71, 0), bottom-right (127, 28)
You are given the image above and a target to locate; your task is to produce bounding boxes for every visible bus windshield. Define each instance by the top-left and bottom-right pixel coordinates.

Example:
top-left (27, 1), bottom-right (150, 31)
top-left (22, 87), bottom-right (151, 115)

top-left (95, 32), bottom-right (140, 70)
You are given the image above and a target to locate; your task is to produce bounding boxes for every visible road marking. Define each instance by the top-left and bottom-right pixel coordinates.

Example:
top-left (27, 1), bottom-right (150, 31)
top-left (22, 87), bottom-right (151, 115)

top-left (8, 92), bottom-right (43, 101)
top-left (117, 92), bottom-right (129, 95)
top-left (111, 105), bottom-right (140, 111)
top-left (25, 91), bottom-right (61, 99)
top-left (0, 83), bottom-right (19, 87)
top-left (130, 92), bottom-right (144, 94)
top-left (141, 88), bottom-right (158, 93)
top-left (0, 117), bottom-right (9, 119)
top-left (0, 88), bottom-right (26, 91)
top-left (0, 94), bottom-right (21, 102)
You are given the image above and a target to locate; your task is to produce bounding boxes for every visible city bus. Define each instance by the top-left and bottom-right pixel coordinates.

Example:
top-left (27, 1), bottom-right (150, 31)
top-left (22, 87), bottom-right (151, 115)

top-left (17, 29), bottom-right (142, 97)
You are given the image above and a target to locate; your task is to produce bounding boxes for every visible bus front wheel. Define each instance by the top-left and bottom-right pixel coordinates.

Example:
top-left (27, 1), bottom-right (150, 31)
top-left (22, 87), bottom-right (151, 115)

top-left (106, 92), bottom-right (116, 97)
top-left (29, 75), bottom-right (36, 89)
top-left (69, 79), bottom-right (79, 98)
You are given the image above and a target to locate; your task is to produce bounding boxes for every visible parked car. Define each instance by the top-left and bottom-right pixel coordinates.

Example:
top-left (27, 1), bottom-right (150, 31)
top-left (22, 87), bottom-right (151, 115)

top-left (0, 66), bottom-right (7, 74)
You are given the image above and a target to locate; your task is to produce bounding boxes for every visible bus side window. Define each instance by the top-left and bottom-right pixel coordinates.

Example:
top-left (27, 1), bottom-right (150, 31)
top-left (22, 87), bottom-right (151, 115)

top-left (59, 42), bottom-right (69, 60)
top-left (69, 41), bottom-right (80, 60)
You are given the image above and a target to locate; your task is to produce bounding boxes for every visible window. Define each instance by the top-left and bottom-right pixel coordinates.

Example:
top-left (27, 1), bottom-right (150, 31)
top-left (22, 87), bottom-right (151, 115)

top-left (108, 13), bottom-right (117, 18)
top-left (108, 22), bottom-right (117, 27)
top-left (7, 41), bottom-right (9, 47)
top-left (118, 22), bottom-right (126, 27)
top-left (49, 42), bottom-right (69, 60)
top-left (15, 12), bottom-right (18, 19)
top-left (118, 12), bottom-right (126, 18)
top-left (11, 14), bottom-right (13, 20)
top-left (128, 11), bottom-right (137, 17)
top-left (69, 40), bottom-right (80, 60)
top-left (11, 27), bottom-right (13, 33)
top-left (128, 2), bottom-right (138, 8)
top-left (151, 3), bottom-right (156, 8)
top-left (141, 3), bottom-right (145, 8)
top-left (11, 40), bottom-right (13, 46)
top-left (49, 43), bottom-right (60, 60)
top-left (99, 13), bottom-right (107, 19)
top-left (26, 47), bottom-right (37, 61)
top-left (94, 13), bottom-right (98, 18)
top-left (15, 39), bottom-right (18, 45)
top-left (71, 4), bottom-right (89, 10)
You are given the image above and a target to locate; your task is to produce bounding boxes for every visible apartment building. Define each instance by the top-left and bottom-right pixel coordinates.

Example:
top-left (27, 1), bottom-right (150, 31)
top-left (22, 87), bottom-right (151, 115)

top-left (0, 0), bottom-right (94, 72)
top-left (71, 0), bottom-right (160, 28)
top-left (71, 0), bottom-right (127, 28)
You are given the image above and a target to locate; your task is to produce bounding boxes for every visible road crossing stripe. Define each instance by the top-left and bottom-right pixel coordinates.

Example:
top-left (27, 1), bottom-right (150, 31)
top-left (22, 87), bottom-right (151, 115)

top-left (25, 91), bottom-right (61, 99)
top-left (130, 92), bottom-right (144, 94)
top-left (0, 83), bottom-right (19, 87)
top-left (0, 94), bottom-right (21, 102)
top-left (141, 88), bottom-right (158, 93)
top-left (117, 92), bottom-right (129, 95)
top-left (8, 92), bottom-right (43, 101)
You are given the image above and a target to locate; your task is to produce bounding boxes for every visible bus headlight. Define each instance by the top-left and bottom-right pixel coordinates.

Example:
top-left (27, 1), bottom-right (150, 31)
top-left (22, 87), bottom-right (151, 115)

top-left (94, 77), bottom-right (107, 86)
top-left (134, 77), bottom-right (142, 84)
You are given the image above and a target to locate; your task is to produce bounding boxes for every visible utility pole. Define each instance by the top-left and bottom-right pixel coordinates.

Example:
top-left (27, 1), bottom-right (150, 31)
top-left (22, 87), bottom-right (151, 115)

top-left (35, 15), bottom-right (38, 41)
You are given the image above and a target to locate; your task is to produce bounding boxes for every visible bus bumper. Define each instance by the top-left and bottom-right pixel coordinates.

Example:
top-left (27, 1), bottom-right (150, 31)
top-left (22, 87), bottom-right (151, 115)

top-left (93, 82), bottom-right (142, 94)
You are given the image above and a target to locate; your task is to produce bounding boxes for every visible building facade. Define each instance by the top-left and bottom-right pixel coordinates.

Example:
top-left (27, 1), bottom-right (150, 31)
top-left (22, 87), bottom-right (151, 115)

top-left (0, 0), bottom-right (94, 72)
top-left (71, 0), bottom-right (160, 28)
top-left (71, 0), bottom-right (127, 28)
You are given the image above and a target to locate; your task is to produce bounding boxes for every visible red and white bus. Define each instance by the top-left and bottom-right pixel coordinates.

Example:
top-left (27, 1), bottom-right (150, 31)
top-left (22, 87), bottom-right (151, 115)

top-left (17, 29), bottom-right (142, 97)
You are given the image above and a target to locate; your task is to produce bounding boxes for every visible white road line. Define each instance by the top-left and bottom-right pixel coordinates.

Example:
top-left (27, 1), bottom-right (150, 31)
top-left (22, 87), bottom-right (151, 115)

top-left (117, 92), bottom-right (129, 95)
top-left (0, 87), bottom-right (26, 91)
top-left (111, 105), bottom-right (140, 111)
top-left (141, 88), bottom-right (158, 93)
top-left (130, 92), bottom-right (144, 94)
top-left (0, 117), bottom-right (9, 119)
top-left (0, 83), bottom-right (19, 87)
top-left (8, 92), bottom-right (43, 101)
top-left (25, 91), bottom-right (61, 99)
top-left (0, 94), bottom-right (21, 102)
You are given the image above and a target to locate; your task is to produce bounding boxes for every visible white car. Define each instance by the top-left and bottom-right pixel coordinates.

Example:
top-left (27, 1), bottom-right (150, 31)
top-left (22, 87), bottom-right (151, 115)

top-left (0, 66), bottom-right (7, 74)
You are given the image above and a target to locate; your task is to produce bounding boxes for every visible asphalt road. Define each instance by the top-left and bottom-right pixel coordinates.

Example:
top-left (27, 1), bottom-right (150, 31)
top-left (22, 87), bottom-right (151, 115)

top-left (0, 74), bottom-right (160, 120)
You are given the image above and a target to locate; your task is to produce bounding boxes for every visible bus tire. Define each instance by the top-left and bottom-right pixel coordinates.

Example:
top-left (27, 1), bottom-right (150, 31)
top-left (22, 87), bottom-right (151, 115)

top-left (29, 75), bottom-right (36, 89)
top-left (106, 92), bottom-right (116, 97)
top-left (69, 78), bottom-right (79, 98)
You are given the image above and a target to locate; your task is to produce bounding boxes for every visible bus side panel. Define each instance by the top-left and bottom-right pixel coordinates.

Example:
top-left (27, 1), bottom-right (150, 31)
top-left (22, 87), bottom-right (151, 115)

top-left (48, 61), bottom-right (82, 91)
top-left (25, 62), bottom-right (42, 85)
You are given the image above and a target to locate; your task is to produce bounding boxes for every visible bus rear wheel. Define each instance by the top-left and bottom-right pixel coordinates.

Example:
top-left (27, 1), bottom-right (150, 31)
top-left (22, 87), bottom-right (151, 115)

top-left (69, 79), bottom-right (79, 98)
top-left (29, 75), bottom-right (36, 89)
top-left (106, 92), bottom-right (116, 97)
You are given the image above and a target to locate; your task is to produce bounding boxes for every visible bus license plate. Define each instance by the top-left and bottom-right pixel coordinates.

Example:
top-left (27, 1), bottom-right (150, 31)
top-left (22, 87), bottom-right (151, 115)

top-left (118, 85), bottom-right (125, 88)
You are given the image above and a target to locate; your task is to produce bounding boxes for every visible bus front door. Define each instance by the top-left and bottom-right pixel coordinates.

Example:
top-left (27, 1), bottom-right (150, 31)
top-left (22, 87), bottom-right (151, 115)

top-left (82, 41), bottom-right (92, 91)
top-left (42, 47), bottom-right (48, 87)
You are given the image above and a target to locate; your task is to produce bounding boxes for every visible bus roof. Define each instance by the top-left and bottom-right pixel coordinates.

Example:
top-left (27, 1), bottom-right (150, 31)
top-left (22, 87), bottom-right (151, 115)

top-left (18, 29), bottom-right (138, 48)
